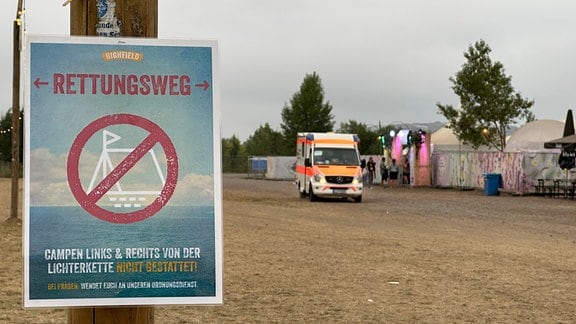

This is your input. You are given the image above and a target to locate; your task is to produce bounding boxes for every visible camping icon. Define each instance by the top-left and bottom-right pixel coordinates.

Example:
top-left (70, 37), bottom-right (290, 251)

top-left (87, 130), bottom-right (166, 209)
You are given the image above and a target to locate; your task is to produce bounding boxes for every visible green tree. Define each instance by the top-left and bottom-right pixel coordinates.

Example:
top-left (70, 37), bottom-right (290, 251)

top-left (0, 109), bottom-right (23, 163)
top-left (337, 120), bottom-right (379, 155)
top-left (437, 40), bottom-right (535, 152)
top-left (280, 72), bottom-right (335, 154)
top-left (244, 123), bottom-right (284, 156)
top-left (221, 135), bottom-right (246, 173)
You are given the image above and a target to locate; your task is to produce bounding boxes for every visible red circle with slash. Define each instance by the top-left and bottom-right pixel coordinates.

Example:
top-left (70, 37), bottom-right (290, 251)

top-left (67, 114), bottom-right (178, 224)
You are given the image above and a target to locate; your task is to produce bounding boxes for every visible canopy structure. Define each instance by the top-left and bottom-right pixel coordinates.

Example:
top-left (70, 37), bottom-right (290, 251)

top-left (544, 109), bottom-right (576, 149)
top-left (544, 134), bottom-right (576, 149)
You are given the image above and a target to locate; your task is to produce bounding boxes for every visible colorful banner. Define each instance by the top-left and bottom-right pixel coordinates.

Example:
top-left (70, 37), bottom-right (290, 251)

top-left (24, 36), bottom-right (222, 307)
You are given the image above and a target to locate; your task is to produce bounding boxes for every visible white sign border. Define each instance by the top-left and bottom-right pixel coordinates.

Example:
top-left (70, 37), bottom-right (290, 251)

top-left (23, 34), bottom-right (223, 307)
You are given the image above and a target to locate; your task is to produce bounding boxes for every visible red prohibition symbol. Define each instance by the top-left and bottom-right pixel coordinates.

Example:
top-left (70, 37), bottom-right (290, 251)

top-left (67, 114), bottom-right (178, 224)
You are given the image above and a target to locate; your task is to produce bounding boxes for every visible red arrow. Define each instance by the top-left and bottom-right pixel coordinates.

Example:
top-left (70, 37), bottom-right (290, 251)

top-left (34, 77), bottom-right (49, 89)
top-left (194, 80), bottom-right (210, 91)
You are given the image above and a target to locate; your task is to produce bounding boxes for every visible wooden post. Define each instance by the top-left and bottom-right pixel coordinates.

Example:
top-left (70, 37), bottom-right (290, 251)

top-left (68, 307), bottom-right (155, 324)
top-left (10, 0), bottom-right (23, 223)
top-left (71, 0), bottom-right (157, 37)
top-left (68, 1), bottom-right (157, 323)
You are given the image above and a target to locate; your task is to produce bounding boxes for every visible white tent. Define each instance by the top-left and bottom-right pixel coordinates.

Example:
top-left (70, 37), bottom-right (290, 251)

top-left (431, 126), bottom-right (459, 146)
top-left (504, 119), bottom-right (564, 152)
top-left (430, 125), bottom-right (481, 151)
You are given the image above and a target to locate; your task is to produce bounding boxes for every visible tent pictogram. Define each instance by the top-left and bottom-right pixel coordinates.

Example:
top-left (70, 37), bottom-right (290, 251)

top-left (88, 130), bottom-right (167, 208)
top-left (67, 114), bottom-right (178, 224)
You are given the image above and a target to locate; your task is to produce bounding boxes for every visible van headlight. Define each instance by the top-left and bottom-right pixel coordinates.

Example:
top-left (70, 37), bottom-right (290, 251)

top-left (314, 174), bottom-right (326, 184)
top-left (352, 174), bottom-right (362, 184)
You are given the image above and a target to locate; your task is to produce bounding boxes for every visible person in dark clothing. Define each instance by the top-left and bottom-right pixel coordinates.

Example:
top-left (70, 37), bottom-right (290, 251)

top-left (403, 159), bottom-right (410, 185)
top-left (389, 159), bottom-right (399, 186)
top-left (380, 157), bottom-right (388, 187)
top-left (367, 157), bottom-right (376, 188)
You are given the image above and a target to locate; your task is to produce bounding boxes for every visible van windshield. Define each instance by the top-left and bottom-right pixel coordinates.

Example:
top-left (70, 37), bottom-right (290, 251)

top-left (312, 148), bottom-right (360, 166)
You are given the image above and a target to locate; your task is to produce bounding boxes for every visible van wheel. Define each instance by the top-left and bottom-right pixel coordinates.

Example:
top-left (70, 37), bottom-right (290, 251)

top-left (309, 184), bottom-right (317, 202)
top-left (354, 195), bottom-right (362, 203)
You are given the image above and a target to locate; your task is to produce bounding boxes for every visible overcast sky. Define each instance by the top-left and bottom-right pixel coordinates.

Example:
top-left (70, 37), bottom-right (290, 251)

top-left (2, 1), bottom-right (576, 141)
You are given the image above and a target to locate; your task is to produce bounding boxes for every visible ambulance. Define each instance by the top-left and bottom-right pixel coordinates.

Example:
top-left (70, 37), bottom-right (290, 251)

top-left (295, 132), bottom-right (363, 202)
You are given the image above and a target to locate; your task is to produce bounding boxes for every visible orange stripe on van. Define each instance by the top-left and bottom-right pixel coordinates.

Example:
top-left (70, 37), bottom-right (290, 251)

top-left (295, 164), bottom-right (314, 177)
top-left (296, 165), bottom-right (361, 177)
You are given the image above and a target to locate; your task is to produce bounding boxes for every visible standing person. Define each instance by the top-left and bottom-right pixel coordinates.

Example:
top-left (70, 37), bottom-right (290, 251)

top-left (361, 158), bottom-right (369, 187)
top-left (389, 159), bottom-right (399, 186)
top-left (367, 157), bottom-right (376, 189)
top-left (380, 157), bottom-right (388, 187)
top-left (403, 159), bottom-right (411, 185)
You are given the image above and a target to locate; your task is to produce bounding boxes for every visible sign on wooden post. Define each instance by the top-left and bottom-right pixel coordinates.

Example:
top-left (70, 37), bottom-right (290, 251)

top-left (24, 34), bottom-right (222, 308)
top-left (22, 1), bottom-right (222, 323)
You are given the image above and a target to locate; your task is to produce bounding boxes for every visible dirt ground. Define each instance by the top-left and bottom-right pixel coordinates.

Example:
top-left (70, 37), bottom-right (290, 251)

top-left (2, 175), bottom-right (576, 323)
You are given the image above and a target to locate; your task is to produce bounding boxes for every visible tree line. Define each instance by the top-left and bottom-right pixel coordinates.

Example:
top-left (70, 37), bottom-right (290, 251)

top-left (223, 40), bottom-right (536, 173)
top-left (221, 71), bottom-right (400, 173)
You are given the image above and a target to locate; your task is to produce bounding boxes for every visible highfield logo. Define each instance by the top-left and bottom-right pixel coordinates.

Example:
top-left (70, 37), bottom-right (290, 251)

top-left (102, 50), bottom-right (143, 62)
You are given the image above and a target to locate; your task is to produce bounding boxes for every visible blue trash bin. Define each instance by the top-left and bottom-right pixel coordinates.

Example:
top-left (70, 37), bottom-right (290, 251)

top-left (483, 173), bottom-right (501, 196)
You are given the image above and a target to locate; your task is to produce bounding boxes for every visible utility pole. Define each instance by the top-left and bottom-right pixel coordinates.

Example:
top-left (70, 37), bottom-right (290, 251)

top-left (68, 1), bottom-right (157, 323)
top-left (10, 0), bottom-right (24, 223)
